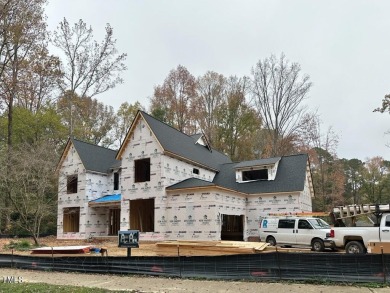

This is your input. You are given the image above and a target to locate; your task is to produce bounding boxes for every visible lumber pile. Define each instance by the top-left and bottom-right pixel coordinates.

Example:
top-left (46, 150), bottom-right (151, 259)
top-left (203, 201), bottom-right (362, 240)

top-left (155, 240), bottom-right (270, 256)
top-left (367, 242), bottom-right (390, 254)
top-left (30, 245), bottom-right (92, 255)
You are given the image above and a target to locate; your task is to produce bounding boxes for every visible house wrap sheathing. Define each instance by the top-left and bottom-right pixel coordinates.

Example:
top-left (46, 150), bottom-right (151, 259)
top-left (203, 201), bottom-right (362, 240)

top-left (56, 111), bottom-right (314, 241)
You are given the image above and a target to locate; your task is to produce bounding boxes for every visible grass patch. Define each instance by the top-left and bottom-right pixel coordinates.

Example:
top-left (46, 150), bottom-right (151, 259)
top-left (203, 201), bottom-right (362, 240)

top-left (3, 240), bottom-right (33, 251)
top-left (0, 282), bottom-right (138, 292)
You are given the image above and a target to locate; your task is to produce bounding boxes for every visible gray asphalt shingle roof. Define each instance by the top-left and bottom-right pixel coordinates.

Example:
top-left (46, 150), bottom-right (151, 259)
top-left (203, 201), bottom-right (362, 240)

top-left (67, 112), bottom-right (309, 196)
top-left (168, 178), bottom-right (216, 190)
top-left (72, 139), bottom-right (119, 173)
top-left (167, 154), bottom-right (309, 194)
top-left (235, 157), bottom-right (281, 168)
top-left (141, 111), bottom-right (232, 170)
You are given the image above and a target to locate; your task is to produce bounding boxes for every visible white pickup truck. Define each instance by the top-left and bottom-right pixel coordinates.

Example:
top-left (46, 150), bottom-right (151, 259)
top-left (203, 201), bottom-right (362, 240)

top-left (328, 213), bottom-right (390, 254)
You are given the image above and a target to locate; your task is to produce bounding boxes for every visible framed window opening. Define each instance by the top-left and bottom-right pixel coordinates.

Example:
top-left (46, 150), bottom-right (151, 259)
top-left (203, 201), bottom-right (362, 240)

top-left (242, 169), bottom-right (268, 181)
top-left (67, 175), bottom-right (78, 194)
top-left (134, 158), bottom-right (150, 183)
top-left (114, 172), bottom-right (119, 191)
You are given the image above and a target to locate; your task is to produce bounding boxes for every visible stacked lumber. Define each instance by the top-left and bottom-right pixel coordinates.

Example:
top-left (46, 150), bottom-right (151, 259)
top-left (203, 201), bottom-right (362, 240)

top-left (155, 240), bottom-right (270, 256)
top-left (367, 242), bottom-right (390, 254)
top-left (30, 245), bottom-right (92, 255)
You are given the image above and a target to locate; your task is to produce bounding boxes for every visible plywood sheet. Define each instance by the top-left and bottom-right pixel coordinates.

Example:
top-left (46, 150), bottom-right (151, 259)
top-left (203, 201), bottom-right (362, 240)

top-left (155, 240), bottom-right (270, 256)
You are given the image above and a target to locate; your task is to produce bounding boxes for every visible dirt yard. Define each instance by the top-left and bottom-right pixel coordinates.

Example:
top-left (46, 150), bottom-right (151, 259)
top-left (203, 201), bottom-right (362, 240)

top-left (0, 236), bottom-right (158, 257)
top-left (0, 237), bottom-right (387, 292)
top-left (0, 236), bottom-right (315, 257)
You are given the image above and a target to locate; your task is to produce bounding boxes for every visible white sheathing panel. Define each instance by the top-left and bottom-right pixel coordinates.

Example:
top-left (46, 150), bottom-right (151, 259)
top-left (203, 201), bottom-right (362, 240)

top-left (119, 117), bottom-right (164, 237)
top-left (119, 116), bottom-right (218, 241)
top-left (57, 144), bottom-right (112, 239)
top-left (161, 156), bottom-right (215, 185)
top-left (246, 192), bottom-right (302, 238)
top-left (301, 172), bottom-right (313, 211)
top-left (159, 190), bottom-right (246, 241)
top-left (245, 170), bottom-right (313, 238)
top-left (84, 206), bottom-right (110, 237)
top-left (269, 161), bottom-right (279, 180)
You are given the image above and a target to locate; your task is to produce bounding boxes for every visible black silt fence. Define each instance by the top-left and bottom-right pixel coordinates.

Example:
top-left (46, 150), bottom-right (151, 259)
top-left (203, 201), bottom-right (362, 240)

top-left (0, 252), bottom-right (388, 283)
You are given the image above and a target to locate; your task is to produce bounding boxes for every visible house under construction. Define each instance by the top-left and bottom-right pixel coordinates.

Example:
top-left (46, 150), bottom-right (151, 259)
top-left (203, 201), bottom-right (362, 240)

top-left (56, 111), bottom-right (314, 241)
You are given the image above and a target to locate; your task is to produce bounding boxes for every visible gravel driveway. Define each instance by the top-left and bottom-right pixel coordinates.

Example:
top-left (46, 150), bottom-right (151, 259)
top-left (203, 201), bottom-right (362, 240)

top-left (0, 268), bottom-right (389, 292)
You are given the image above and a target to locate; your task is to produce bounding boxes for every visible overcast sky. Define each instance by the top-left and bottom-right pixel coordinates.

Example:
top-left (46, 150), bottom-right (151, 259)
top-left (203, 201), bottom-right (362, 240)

top-left (45, 0), bottom-right (390, 161)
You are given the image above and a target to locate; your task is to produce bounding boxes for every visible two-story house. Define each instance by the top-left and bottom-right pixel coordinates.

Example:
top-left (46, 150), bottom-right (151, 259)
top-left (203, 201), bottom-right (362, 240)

top-left (56, 110), bottom-right (314, 241)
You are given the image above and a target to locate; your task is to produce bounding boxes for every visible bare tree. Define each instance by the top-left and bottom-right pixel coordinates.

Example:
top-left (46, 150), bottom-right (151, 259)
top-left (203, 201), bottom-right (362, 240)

top-left (53, 18), bottom-right (127, 136)
top-left (0, 0), bottom-right (48, 147)
top-left (251, 53), bottom-right (312, 156)
top-left (57, 92), bottom-right (116, 147)
top-left (361, 156), bottom-right (389, 204)
top-left (0, 141), bottom-right (58, 245)
top-left (193, 71), bottom-right (225, 145)
top-left (113, 101), bottom-right (144, 147)
top-left (16, 47), bottom-right (62, 113)
top-left (53, 18), bottom-right (127, 99)
top-left (150, 65), bottom-right (196, 133)
top-left (297, 113), bottom-right (344, 210)
top-left (0, 0), bottom-right (49, 233)
top-left (215, 76), bottom-right (261, 161)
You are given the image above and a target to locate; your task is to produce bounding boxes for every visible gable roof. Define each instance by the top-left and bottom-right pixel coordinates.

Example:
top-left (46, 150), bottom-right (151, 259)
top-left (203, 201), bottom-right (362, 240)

top-left (167, 178), bottom-right (216, 190)
top-left (167, 154), bottom-right (311, 195)
top-left (141, 111), bottom-right (231, 170)
top-left (235, 157), bottom-right (281, 169)
top-left (71, 139), bottom-right (119, 173)
top-left (117, 111), bottom-right (232, 171)
top-left (56, 138), bottom-right (119, 174)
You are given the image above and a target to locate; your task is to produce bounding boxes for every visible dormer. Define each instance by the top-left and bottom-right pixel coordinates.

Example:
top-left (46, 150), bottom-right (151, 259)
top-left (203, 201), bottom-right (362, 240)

top-left (235, 157), bottom-right (281, 183)
top-left (191, 132), bottom-right (212, 151)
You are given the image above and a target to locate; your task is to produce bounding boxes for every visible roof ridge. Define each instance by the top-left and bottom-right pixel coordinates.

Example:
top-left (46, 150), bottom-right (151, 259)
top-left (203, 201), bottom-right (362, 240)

top-left (72, 138), bottom-right (118, 153)
top-left (140, 110), bottom-right (199, 141)
top-left (231, 153), bottom-right (308, 163)
top-left (140, 110), bottom-right (228, 157)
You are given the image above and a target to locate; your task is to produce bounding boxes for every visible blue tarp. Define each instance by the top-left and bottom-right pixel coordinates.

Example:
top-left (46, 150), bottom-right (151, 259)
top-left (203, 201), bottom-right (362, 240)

top-left (90, 194), bottom-right (121, 203)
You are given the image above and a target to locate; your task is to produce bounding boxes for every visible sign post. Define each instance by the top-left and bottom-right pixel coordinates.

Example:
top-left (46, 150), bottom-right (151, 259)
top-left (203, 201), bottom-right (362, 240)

top-left (118, 230), bottom-right (139, 258)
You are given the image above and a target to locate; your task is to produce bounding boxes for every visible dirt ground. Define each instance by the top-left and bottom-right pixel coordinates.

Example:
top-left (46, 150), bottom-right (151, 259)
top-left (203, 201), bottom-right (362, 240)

top-left (0, 236), bottom-right (158, 257)
top-left (0, 236), bottom-right (315, 257)
top-left (0, 237), bottom-right (388, 292)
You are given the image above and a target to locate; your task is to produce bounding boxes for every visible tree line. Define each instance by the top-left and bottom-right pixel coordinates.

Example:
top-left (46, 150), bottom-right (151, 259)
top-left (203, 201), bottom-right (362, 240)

top-left (0, 0), bottom-right (389, 243)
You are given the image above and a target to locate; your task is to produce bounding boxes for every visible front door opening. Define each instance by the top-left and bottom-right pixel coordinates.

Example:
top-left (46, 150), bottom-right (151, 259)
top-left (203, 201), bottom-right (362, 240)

top-left (221, 214), bottom-right (244, 241)
top-left (63, 207), bottom-right (80, 232)
top-left (109, 208), bottom-right (121, 235)
top-left (130, 198), bottom-right (154, 232)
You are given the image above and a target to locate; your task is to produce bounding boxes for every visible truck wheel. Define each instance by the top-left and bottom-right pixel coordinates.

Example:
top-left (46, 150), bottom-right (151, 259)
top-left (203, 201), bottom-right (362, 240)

top-left (311, 239), bottom-right (325, 252)
top-left (345, 241), bottom-right (365, 254)
top-left (266, 236), bottom-right (276, 246)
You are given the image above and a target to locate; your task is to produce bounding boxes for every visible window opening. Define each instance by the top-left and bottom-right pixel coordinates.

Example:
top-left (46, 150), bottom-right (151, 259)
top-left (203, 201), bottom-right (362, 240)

top-left (134, 158), bottom-right (150, 182)
top-left (193, 168), bottom-right (199, 175)
top-left (67, 175), bottom-right (78, 194)
top-left (242, 169), bottom-right (268, 181)
top-left (114, 172), bottom-right (119, 190)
